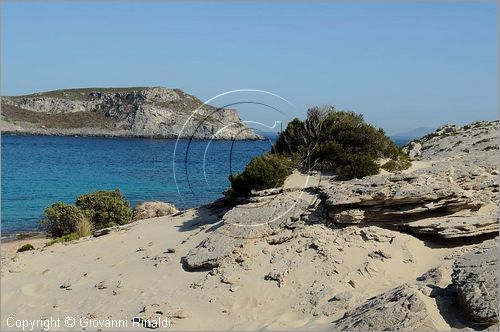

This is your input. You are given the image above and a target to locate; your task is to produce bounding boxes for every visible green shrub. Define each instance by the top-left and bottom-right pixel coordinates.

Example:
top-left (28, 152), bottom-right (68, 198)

top-left (229, 154), bottom-right (291, 197)
top-left (45, 232), bottom-right (80, 247)
top-left (273, 106), bottom-right (410, 179)
top-left (40, 202), bottom-right (86, 238)
top-left (17, 244), bottom-right (35, 252)
top-left (381, 160), bottom-right (398, 172)
top-left (76, 189), bottom-right (132, 229)
top-left (337, 154), bottom-right (380, 180)
top-left (381, 155), bottom-right (412, 172)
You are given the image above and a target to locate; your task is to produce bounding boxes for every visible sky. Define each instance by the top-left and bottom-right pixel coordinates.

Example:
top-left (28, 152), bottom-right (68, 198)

top-left (1, 2), bottom-right (498, 134)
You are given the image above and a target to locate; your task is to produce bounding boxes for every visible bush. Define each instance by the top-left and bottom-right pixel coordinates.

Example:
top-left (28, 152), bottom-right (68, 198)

top-left (337, 154), bottom-right (380, 180)
top-left (40, 202), bottom-right (86, 238)
top-left (76, 189), bottom-right (132, 229)
top-left (273, 106), bottom-right (410, 179)
top-left (229, 154), bottom-right (291, 197)
top-left (17, 244), bottom-right (35, 252)
top-left (40, 189), bottom-right (131, 239)
top-left (381, 156), bottom-right (412, 172)
top-left (75, 217), bottom-right (93, 237)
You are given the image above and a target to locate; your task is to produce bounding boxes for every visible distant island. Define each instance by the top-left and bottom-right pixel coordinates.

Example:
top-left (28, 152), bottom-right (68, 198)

top-left (0, 87), bottom-right (262, 140)
top-left (392, 126), bottom-right (437, 139)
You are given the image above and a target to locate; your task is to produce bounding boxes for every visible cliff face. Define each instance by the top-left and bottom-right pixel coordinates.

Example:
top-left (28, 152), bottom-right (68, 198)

top-left (0, 87), bottom-right (261, 140)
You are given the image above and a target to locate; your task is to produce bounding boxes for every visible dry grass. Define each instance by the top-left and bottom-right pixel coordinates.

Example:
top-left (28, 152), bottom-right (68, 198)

top-left (75, 218), bottom-right (93, 237)
top-left (10, 87), bottom-right (150, 100)
top-left (1, 104), bottom-right (117, 129)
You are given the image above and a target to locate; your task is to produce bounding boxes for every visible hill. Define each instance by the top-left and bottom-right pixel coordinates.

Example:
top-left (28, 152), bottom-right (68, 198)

top-left (0, 87), bottom-right (261, 140)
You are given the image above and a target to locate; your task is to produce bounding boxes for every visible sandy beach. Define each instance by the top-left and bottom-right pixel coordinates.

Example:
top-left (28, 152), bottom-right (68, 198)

top-left (0, 203), bottom-right (458, 331)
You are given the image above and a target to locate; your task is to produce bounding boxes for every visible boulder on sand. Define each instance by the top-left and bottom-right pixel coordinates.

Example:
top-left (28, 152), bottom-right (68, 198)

top-left (452, 244), bottom-right (499, 325)
top-left (133, 201), bottom-right (179, 221)
top-left (331, 284), bottom-right (447, 331)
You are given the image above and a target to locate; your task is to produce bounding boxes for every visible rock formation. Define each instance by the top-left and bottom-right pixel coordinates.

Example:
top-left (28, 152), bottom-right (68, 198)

top-left (133, 201), bottom-right (179, 221)
top-left (319, 120), bottom-right (499, 239)
top-left (184, 190), bottom-right (315, 269)
top-left (1, 87), bottom-right (261, 140)
top-left (331, 284), bottom-right (444, 331)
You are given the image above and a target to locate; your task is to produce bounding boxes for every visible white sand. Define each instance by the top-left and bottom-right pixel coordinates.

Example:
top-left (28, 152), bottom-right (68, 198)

top-left (1, 198), bottom-right (465, 331)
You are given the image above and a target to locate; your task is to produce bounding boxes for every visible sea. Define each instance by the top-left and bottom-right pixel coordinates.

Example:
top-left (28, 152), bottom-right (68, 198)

top-left (1, 134), bottom-right (411, 236)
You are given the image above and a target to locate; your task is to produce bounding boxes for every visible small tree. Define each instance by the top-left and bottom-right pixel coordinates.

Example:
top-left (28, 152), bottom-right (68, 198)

top-left (273, 106), bottom-right (410, 179)
top-left (40, 202), bottom-right (85, 238)
top-left (76, 189), bottom-right (132, 229)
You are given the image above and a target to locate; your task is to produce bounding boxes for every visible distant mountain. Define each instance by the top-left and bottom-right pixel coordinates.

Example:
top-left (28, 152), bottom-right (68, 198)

top-left (393, 127), bottom-right (436, 139)
top-left (0, 87), bottom-right (262, 140)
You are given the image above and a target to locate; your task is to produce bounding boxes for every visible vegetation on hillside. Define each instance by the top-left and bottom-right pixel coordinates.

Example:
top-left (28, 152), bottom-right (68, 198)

top-left (1, 87), bottom-right (219, 129)
top-left (2, 104), bottom-right (117, 129)
top-left (5, 87), bottom-right (151, 101)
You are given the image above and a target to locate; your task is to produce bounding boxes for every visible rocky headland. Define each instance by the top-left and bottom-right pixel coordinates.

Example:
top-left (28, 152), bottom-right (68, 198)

top-left (1, 120), bottom-right (498, 331)
top-left (1, 87), bottom-right (261, 140)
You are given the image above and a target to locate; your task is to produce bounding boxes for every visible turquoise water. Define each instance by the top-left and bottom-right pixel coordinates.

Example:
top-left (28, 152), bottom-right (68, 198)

top-left (1, 134), bottom-right (274, 235)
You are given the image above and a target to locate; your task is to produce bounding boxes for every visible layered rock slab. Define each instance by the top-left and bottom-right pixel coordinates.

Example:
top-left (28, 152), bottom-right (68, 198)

top-left (403, 210), bottom-right (499, 238)
top-left (320, 173), bottom-right (480, 223)
top-left (184, 191), bottom-right (314, 269)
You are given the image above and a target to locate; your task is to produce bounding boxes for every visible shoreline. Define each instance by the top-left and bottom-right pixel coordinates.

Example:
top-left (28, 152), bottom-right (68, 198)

top-left (0, 198), bottom-right (226, 248)
top-left (1, 230), bottom-right (47, 243)
top-left (0, 233), bottom-right (49, 258)
top-left (0, 130), bottom-right (267, 141)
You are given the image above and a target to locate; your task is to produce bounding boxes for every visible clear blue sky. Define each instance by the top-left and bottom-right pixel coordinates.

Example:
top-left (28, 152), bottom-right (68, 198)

top-left (2, 2), bottom-right (498, 134)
